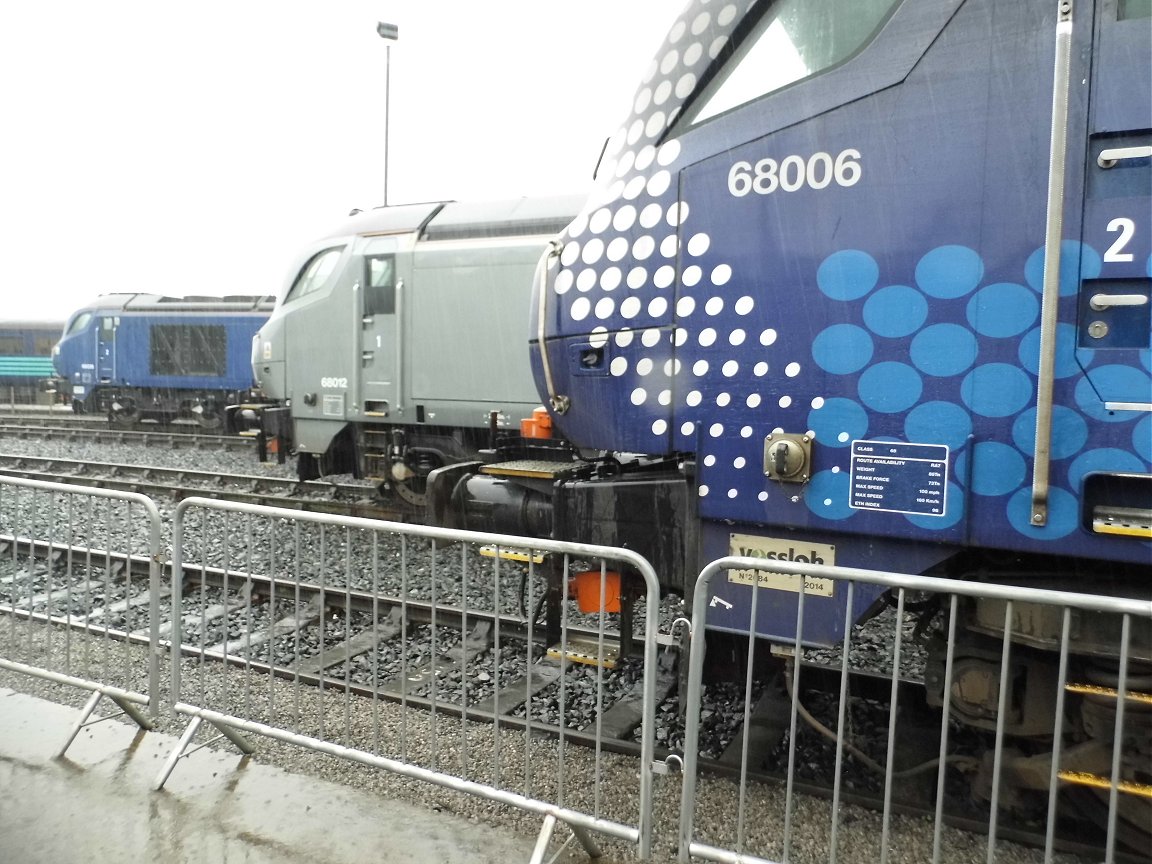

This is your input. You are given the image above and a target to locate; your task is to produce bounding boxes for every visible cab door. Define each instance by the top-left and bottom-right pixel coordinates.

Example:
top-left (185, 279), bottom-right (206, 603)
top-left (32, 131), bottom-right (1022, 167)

top-left (1076, 0), bottom-right (1152, 405)
top-left (96, 315), bottom-right (117, 382)
top-left (355, 236), bottom-right (401, 417)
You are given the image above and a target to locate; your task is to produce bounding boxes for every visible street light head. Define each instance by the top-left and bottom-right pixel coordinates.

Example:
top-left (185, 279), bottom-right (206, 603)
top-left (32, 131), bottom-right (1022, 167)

top-left (377, 21), bottom-right (398, 206)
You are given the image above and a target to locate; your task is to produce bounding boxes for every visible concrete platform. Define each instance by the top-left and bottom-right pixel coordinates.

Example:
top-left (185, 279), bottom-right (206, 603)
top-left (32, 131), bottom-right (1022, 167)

top-left (0, 687), bottom-right (577, 863)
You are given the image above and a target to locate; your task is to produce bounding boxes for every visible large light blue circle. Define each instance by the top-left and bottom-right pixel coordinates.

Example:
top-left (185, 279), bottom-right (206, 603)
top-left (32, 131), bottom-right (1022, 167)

top-left (1019, 323), bottom-right (1091, 378)
top-left (906, 481), bottom-right (965, 530)
top-left (1074, 367), bottom-right (1152, 421)
top-left (863, 285), bottom-right (928, 337)
top-left (812, 324), bottom-right (874, 374)
top-left (807, 397), bottom-right (869, 447)
top-left (1024, 241), bottom-right (1101, 297)
top-left (1068, 448), bottom-right (1147, 492)
top-left (954, 450), bottom-right (969, 485)
top-left (1007, 487), bottom-right (1078, 539)
top-left (817, 250), bottom-right (879, 301)
top-left (1135, 415), bottom-right (1152, 464)
top-left (970, 441), bottom-right (1027, 496)
top-left (910, 324), bottom-right (979, 376)
top-left (967, 283), bottom-right (1039, 337)
top-left (1012, 406), bottom-right (1088, 460)
top-left (805, 469), bottom-right (855, 520)
top-left (961, 364), bottom-right (1034, 417)
top-left (858, 362), bottom-right (923, 413)
top-left (1142, 349), bottom-right (1151, 373)
top-left (915, 245), bottom-right (984, 299)
top-left (905, 401), bottom-right (972, 450)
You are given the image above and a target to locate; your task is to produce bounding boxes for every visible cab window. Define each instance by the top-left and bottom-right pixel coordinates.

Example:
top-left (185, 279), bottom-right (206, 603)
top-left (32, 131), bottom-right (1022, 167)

top-left (1119, 0), bottom-right (1151, 19)
top-left (286, 246), bottom-right (345, 302)
top-left (363, 254), bottom-right (396, 316)
top-left (685, 0), bottom-right (901, 125)
top-left (66, 312), bottom-right (93, 335)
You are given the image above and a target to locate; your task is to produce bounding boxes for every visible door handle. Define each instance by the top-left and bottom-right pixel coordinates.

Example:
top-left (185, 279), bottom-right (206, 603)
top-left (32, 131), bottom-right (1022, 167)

top-left (1097, 146), bottom-right (1152, 168)
top-left (1089, 293), bottom-right (1149, 311)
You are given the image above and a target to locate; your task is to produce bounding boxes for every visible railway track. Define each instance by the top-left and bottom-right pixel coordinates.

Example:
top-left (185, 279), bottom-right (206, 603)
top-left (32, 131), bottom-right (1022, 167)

top-left (0, 418), bottom-right (253, 452)
top-left (0, 453), bottom-right (398, 520)
top-left (0, 534), bottom-right (664, 750)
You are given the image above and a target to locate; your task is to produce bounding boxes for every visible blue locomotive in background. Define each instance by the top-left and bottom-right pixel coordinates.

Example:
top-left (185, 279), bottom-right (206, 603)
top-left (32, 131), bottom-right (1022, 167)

top-left (54, 294), bottom-right (273, 427)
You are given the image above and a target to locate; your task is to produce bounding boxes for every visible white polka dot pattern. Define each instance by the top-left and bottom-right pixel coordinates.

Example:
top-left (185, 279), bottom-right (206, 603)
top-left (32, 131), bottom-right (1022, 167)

top-left (543, 0), bottom-right (822, 501)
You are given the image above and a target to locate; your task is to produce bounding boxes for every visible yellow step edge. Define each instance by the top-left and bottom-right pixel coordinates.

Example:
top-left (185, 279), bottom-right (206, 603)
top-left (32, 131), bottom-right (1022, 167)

top-left (479, 544), bottom-right (544, 564)
top-left (547, 636), bottom-right (620, 669)
top-left (1058, 771), bottom-right (1152, 799)
top-left (481, 466), bottom-right (556, 479)
top-left (1065, 682), bottom-right (1152, 705)
top-left (1092, 519), bottom-right (1152, 539)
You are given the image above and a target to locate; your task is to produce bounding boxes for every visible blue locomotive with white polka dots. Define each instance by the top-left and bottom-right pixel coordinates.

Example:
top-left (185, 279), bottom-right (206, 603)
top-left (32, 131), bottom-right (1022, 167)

top-left (525, 0), bottom-right (1150, 646)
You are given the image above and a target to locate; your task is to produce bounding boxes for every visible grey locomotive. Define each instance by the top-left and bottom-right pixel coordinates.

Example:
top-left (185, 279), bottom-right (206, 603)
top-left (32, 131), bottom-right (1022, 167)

top-left (241, 196), bottom-right (581, 506)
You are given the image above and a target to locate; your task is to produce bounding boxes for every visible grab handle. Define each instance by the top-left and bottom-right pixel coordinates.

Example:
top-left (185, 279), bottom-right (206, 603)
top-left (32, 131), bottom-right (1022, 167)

top-left (1097, 145), bottom-right (1152, 168)
top-left (1089, 293), bottom-right (1149, 311)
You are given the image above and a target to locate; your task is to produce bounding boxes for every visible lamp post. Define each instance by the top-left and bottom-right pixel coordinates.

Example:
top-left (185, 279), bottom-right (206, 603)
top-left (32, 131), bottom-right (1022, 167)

top-left (376, 21), bottom-right (399, 206)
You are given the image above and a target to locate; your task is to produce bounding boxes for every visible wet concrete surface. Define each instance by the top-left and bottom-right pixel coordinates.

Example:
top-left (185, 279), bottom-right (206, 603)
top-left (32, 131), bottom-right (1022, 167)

top-left (0, 687), bottom-right (574, 863)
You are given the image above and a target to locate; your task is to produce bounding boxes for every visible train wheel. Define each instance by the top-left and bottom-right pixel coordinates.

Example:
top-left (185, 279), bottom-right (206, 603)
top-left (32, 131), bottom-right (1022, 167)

top-left (391, 474), bottom-right (428, 509)
top-left (387, 447), bottom-right (449, 510)
top-left (297, 452), bottom-right (321, 482)
top-left (194, 404), bottom-right (223, 430)
top-left (108, 398), bottom-right (138, 426)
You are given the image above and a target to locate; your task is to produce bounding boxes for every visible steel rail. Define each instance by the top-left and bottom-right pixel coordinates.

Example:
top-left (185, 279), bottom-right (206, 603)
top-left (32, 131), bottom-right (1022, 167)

top-left (0, 420), bottom-right (253, 451)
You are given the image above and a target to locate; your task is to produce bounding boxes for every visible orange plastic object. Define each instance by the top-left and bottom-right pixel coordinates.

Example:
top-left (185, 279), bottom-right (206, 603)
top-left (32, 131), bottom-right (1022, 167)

top-left (520, 406), bottom-right (553, 439)
top-left (571, 570), bottom-right (621, 613)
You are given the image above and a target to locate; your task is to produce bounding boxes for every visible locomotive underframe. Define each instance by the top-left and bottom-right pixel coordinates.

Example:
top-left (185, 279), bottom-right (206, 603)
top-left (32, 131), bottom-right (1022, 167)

top-left (426, 453), bottom-right (700, 600)
top-left (88, 384), bottom-right (236, 428)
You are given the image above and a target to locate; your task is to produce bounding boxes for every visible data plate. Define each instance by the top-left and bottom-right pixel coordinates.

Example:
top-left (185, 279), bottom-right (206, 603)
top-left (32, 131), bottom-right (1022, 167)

top-left (849, 440), bottom-right (949, 517)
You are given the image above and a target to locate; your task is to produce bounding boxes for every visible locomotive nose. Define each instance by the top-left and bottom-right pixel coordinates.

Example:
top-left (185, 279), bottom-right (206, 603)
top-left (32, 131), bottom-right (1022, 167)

top-left (256, 358), bottom-right (286, 400)
top-left (251, 316), bottom-right (288, 399)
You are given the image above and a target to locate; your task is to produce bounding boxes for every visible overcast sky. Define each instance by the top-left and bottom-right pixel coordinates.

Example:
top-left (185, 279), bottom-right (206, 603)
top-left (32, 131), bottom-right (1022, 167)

top-left (0, 2), bottom-right (679, 322)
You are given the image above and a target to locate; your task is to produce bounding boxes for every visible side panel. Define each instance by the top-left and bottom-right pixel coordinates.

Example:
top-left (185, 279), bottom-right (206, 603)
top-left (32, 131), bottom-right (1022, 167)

top-left (408, 237), bottom-right (551, 427)
top-left (1076, 2), bottom-right (1152, 404)
top-left (108, 314), bottom-right (265, 391)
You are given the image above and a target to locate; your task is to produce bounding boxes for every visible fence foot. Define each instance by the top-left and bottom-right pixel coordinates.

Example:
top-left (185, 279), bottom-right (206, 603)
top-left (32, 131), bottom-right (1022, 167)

top-left (212, 717), bottom-right (257, 757)
top-left (153, 714), bottom-right (257, 791)
top-left (529, 812), bottom-right (602, 863)
top-left (56, 689), bottom-right (154, 759)
top-left (154, 716), bottom-right (202, 791)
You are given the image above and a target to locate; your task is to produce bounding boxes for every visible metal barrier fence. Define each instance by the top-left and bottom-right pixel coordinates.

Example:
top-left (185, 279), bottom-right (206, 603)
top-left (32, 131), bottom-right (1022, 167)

top-left (163, 496), bottom-right (663, 861)
top-left (5, 475), bottom-right (1149, 863)
top-left (678, 556), bottom-right (1152, 864)
top-left (0, 475), bottom-right (162, 752)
